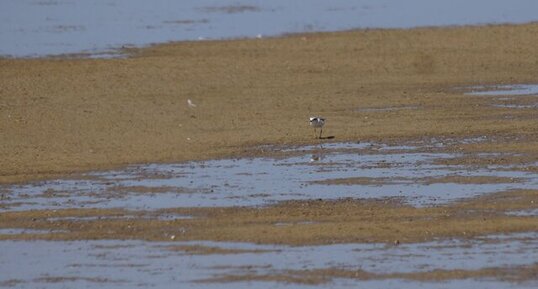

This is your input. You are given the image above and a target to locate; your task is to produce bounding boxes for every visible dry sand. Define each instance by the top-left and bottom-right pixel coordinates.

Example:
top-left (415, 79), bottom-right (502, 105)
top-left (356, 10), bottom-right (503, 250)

top-left (2, 23), bottom-right (538, 183)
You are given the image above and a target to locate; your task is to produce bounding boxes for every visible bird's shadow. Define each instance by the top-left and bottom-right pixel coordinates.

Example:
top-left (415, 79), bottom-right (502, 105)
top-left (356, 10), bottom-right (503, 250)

top-left (319, 136), bottom-right (335, 140)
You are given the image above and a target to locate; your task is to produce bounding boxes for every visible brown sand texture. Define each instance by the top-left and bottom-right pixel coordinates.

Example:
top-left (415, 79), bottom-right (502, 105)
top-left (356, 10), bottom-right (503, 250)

top-left (2, 23), bottom-right (538, 183)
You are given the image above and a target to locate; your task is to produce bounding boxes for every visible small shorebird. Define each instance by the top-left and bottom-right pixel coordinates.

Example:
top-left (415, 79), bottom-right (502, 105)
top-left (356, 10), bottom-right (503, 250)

top-left (309, 116), bottom-right (325, 139)
top-left (187, 99), bottom-right (197, 108)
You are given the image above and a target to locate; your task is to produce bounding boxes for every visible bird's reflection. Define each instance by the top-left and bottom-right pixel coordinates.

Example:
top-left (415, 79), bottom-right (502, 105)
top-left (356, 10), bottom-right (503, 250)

top-left (310, 143), bottom-right (325, 162)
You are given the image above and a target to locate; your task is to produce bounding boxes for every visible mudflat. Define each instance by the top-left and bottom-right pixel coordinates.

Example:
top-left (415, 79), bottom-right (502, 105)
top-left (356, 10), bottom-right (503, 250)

top-left (2, 23), bottom-right (538, 286)
top-left (2, 23), bottom-right (538, 183)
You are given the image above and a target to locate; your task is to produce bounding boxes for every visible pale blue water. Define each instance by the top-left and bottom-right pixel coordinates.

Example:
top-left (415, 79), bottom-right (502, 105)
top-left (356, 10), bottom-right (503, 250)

top-left (1, 0), bottom-right (538, 57)
top-left (506, 208), bottom-right (538, 217)
top-left (1, 143), bottom-right (536, 289)
top-left (1, 233), bottom-right (537, 288)
top-left (2, 142), bottom-right (537, 211)
top-left (467, 84), bottom-right (538, 96)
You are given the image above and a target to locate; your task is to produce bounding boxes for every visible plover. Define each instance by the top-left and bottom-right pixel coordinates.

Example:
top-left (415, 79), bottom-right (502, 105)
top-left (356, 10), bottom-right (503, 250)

top-left (187, 99), bottom-right (197, 108)
top-left (309, 116), bottom-right (325, 139)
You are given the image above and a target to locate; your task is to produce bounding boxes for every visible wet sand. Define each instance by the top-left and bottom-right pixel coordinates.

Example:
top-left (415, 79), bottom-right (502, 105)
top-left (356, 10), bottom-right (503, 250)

top-left (1, 189), bottom-right (536, 244)
top-left (201, 264), bottom-right (538, 285)
top-left (2, 23), bottom-right (538, 183)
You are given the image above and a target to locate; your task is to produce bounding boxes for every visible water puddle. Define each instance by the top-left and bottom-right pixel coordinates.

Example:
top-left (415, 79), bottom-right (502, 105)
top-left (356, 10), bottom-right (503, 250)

top-left (1, 232), bottom-right (536, 288)
top-left (2, 142), bottom-right (538, 211)
top-left (1, 0), bottom-right (538, 57)
top-left (0, 228), bottom-right (67, 235)
top-left (466, 84), bottom-right (538, 96)
top-left (44, 213), bottom-right (192, 222)
top-left (355, 106), bottom-right (419, 113)
top-left (273, 221), bottom-right (318, 227)
top-left (493, 103), bottom-right (538, 109)
top-left (505, 208), bottom-right (538, 217)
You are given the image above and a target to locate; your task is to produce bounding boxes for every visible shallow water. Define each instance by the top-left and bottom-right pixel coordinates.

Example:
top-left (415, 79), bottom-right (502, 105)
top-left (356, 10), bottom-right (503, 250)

top-left (355, 106), bottom-right (419, 113)
top-left (493, 103), bottom-right (538, 109)
top-left (1, 232), bottom-right (536, 288)
top-left (0, 228), bottom-right (66, 235)
top-left (2, 142), bottom-right (538, 211)
top-left (506, 208), bottom-right (538, 217)
top-left (1, 141), bottom-right (536, 288)
top-left (1, 0), bottom-right (538, 57)
top-left (467, 84), bottom-right (538, 96)
top-left (44, 213), bottom-right (192, 222)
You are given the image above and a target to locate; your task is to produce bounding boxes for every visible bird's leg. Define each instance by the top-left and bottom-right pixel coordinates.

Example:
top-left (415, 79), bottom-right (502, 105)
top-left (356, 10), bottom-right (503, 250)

top-left (314, 128), bottom-right (317, 139)
top-left (319, 128), bottom-right (323, 139)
